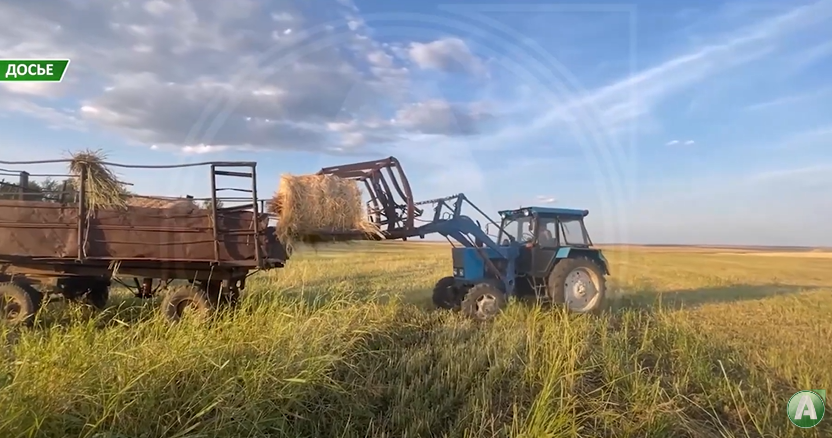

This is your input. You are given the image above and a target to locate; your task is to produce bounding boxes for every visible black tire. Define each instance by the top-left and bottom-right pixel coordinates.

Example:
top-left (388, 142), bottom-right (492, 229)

top-left (201, 281), bottom-right (240, 308)
top-left (161, 285), bottom-right (215, 322)
top-left (82, 281), bottom-right (110, 310)
top-left (61, 277), bottom-right (110, 310)
top-left (547, 257), bottom-right (607, 314)
top-left (76, 279), bottom-right (110, 310)
top-left (432, 276), bottom-right (461, 310)
top-left (461, 282), bottom-right (506, 321)
top-left (225, 288), bottom-right (242, 308)
top-left (0, 282), bottom-right (43, 326)
top-left (216, 287), bottom-right (241, 308)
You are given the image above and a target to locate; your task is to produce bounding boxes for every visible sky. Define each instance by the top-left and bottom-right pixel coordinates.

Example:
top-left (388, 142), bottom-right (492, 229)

top-left (0, 0), bottom-right (831, 246)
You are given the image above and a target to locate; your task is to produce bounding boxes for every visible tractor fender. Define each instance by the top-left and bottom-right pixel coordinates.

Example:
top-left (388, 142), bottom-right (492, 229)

top-left (547, 248), bottom-right (610, 276)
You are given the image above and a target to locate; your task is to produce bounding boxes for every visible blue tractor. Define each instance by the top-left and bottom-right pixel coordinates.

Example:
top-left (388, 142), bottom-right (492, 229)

top-left (418, 195), bottom-right (609, 320)
top-left (317, 157), bottom-right (610, 320)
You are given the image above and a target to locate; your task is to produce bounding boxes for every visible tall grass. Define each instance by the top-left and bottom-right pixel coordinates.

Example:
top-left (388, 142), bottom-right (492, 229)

top-left (0, 243), bottom-right (830, 437)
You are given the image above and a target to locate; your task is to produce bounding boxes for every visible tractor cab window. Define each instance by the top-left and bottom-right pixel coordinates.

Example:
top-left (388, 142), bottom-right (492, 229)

top-left (537, 217), bottom-right (558, 247)
top-left (499, 215), bottom-right (533, 245)
top-left (560, 218), bottom-right (589, 246)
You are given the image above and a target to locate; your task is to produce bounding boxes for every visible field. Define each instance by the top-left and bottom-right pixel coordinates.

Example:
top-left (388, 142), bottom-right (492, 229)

top-left (1, 242), bottom-right (831, 437)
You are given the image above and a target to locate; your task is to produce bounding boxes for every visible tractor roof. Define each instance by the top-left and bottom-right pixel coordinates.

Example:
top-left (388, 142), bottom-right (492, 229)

top-left (499, 206), bottom-right (589, 218)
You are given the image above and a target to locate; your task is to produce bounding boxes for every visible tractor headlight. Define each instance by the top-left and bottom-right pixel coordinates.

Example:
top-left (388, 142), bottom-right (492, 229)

top-left (453, 267), bottom-right (464, 277)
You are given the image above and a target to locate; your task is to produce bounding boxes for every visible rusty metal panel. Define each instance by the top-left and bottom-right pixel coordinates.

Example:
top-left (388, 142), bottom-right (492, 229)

top-left (0, 200), bottom-right (283, 265)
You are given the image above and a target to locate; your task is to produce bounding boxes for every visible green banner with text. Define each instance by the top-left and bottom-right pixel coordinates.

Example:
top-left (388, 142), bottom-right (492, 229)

top-left (0, 59), bottom-right (70, 82)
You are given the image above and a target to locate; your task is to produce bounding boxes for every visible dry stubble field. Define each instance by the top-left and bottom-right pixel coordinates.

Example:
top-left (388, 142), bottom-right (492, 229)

top-left (1, 242), bottom-right (831, 438)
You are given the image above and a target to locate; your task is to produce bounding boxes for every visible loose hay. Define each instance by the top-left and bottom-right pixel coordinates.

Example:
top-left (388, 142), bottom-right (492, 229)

top-left (269, 174), bottom-right (381, 246)
top-left (68, 149), bottom-right (201, 213)
top-left (126, 196), bottom-right (198, 211)
top-left (68, 149), bottom-right (128, 211)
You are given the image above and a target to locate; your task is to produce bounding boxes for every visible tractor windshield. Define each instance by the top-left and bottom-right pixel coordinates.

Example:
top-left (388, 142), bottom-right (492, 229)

top-left (560, 218), bottom-right (589, 246)
top-left (498, 215), bottom-right (533, 245)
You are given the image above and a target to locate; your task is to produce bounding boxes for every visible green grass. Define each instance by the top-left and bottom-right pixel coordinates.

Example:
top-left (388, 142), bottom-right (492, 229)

top-left (1, 242), bottom-right (831, 437)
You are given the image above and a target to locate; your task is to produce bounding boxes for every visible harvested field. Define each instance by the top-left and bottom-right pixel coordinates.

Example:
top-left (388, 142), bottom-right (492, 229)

top-left (0, 244), bottom-right (830, 437)
top-left (718, 251), bottom-right (832, 258)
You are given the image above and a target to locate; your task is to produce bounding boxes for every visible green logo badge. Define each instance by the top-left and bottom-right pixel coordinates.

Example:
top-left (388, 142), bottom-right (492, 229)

top-left (787, 390), bottom-right (826, 428)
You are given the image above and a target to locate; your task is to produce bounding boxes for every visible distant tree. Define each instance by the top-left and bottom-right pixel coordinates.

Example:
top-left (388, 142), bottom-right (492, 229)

top-left (0, 177), bottom-right (78, 202)
top-left (0, 179), bottom-right (19, 200)
top-left (38, 178), bottom-right (65, 202)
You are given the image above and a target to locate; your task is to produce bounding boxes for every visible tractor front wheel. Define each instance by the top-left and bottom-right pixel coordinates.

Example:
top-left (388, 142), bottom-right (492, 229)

top-left (432, 276), bottom-right (462, 310)
top-left (461, 282), bottom-right (506, 321)
top-left (547, 258), bottom-right (606, 314)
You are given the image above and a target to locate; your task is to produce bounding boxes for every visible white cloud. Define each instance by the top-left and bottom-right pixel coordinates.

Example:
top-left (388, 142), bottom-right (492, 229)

top-left (393, 100), bottom-right (493, 136)
top-left (271, 12), bottom-right (294, 22)
top-left (408, 37), bottom-right (485, 75)
top-left (182, 144), bottom-right (228, 154)
top-left (536, 195), bottom-right (557, 204)
top-left (665, 139), bottom-right (695, 146)
top-left (0, 0), bottom-right (493, 153)
top-left (744, 86), bottom-right (832, 111)
top-left (0, 82), bottom-right (53, 96)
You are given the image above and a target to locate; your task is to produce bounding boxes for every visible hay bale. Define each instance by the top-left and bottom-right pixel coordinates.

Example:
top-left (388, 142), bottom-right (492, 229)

top-left (68, 149), bottom-right (128, 211)
top-left (269, 174), bottom-right (380, 245)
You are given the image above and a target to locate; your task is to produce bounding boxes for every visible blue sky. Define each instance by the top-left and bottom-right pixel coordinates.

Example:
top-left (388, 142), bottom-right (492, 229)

top-left (1, 0), bottom-right (831, 246)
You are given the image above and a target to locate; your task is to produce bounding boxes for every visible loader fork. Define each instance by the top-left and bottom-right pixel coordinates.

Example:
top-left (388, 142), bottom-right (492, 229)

top-left (318, 157), bottom-right (422, 237)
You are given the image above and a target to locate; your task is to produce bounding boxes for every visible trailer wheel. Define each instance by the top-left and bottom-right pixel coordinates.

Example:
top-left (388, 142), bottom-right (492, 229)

top-left (432, 276), bottom-right (461, 310)
top-left (547, 257), bottom-right (606, 314)
top-left (0, 282), bottom-right (43, 326)
top-left (201, 281), bottom-right (240, 308)
top-left (60, 277), bottom-right (110, 310)
top-left (223, 288), bottom-right (241, 308)
top-left (82, 281), bottom-right (110, 310)
top-left (161, 285), bottom-right (215, 322)
top-left (461, 282), bottom-right (506, 321)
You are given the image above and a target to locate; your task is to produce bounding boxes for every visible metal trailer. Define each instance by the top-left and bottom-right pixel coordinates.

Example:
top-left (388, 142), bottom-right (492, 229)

top-left (0, 159), bottom-right (287, 325)
top-left (321, 158), bottom-right (611, 320)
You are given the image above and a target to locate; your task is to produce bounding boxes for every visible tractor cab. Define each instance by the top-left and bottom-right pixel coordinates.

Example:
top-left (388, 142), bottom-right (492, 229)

top-left (494, 206), bottom-right (608, 299)
top-left (496, 206), bottom-right (592, 249)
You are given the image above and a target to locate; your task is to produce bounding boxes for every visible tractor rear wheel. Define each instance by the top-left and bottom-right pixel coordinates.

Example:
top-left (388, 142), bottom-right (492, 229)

top-left (432, 276), bottom-right (461, 310)
top-left (0, 282), bottom-right (43, 326)
top-left (461, 282), bottom-right (506, 321)
top-left (547, 258), bottom-right (606, 314)
top-left (161, 285), bottom-right (216, 322)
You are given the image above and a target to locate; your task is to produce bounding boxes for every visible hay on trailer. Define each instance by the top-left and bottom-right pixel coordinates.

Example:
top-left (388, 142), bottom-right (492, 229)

top-left (126, 196), bottom-right (198, 211)
top-left (269, 174), bottom-right (381, 245)
top-left (68, 149), bottom-right (128, 211)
